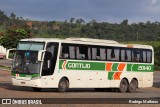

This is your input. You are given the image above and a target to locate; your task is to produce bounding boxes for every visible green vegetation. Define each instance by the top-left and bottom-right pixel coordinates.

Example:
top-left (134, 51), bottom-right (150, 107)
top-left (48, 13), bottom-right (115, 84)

top-left (0, 65), bottom-right (11, 70)
top-left (0, 10), bottom-right (160, 70)
top-left (0, 28), bottom-right (31, 49)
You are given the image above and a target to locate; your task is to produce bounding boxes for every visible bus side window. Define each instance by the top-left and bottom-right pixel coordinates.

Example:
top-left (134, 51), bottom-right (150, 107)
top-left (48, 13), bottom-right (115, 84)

top-left (69, 46), bottom-right (75, 59)
top-left (143, 51), bottom-right (147, 62)
top-left (106, 48), bottom-right (116, 61)
top-left (147, 51), bottom-right (152, 63)
top-left (132, 49), bottom-right (142, 62)
top-left (77, 46), bottom-right (87, 59)
top-left (100, 48), bottom-right (106, 60)
top-left (110, 49), bottom-right (115, 60)
top-left (126, 50), bottom-right (131, 61)
top-left (88, 47), bottom-right (91, 60)
top-left (96, 48), bottom-right (100, 59)
top-left (139, 50), bottom-right (143, 62)
top-left (61, 46), bottom-right (69, 59)
top-left (107, 48), bottom-right (112, 60)
top-left (114, 48), bottom-right (120, 61)
top-left (121, 49), bottom-right (125, 61)
top-left (92, 48), bottom-right (97, 60)
top-left (132, 50), bottom-right (137, 62)
top-left (91, 47), bottom-right (100, 60)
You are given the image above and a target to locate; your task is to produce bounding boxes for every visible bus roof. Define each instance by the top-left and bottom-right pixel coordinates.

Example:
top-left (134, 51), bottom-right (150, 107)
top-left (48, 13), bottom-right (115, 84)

top-left (20, 38), bottom-right (118, 44)
top-left (65, 38), bottom-right (118, 44)
top-left (20, 38), bottom-right (153, 49)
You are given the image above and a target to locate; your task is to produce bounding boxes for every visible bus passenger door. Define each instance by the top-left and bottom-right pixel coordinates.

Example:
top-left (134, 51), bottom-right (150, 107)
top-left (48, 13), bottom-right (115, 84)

top-left (41, 42), bottom-right (59, 87)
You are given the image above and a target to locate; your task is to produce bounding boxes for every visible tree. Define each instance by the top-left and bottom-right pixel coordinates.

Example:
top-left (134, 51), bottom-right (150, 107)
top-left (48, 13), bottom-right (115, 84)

top-left (0, 10), bottom-right (9, 25)
top-left (10, 13), bottom-right (16, 19)
top-left (121, 19), bottom-right (128, 25)
top-left (0, 28), bottom-right (31, 48)
top-left (76, 18), bottom-right (85, 25)
top-left (70, 18), bottom-right (75, 23)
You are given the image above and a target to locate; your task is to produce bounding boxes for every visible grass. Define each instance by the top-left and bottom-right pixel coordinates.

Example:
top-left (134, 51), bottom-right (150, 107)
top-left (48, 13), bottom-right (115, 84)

top-left (0, 25), bottom-right (4, 32)
top-left (0, 65), bottom-right (11, 70)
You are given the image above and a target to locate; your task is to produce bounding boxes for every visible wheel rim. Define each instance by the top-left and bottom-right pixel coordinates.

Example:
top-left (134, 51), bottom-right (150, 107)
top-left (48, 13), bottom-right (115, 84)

top-left (131, 83), bottom-right (135, 90)
top-left (60, 82), bottom-right (67, 91)
top-left (130, 81), bottom-right (137, 91)
top-left (121, 81), bottom-right (127, 91)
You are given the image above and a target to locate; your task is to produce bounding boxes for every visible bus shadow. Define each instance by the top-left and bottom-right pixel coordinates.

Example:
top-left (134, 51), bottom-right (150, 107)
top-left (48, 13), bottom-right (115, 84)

top-left (153, 82), bottom-right (160, 88)
top-left (0, 83), bottom-right (121, 93)
top-left (0, 82), bottom-right (143, 93)
top-left (0, 82), bottom-right (32, 92)
top-left (67, 88), bottom-right (119, 93)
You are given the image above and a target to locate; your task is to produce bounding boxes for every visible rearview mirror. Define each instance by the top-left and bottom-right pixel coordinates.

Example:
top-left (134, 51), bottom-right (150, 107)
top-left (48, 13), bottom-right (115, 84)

top-left (6, 48), bottom-right (16, 60)
top-left (38, 50), bottom-right (46, 61)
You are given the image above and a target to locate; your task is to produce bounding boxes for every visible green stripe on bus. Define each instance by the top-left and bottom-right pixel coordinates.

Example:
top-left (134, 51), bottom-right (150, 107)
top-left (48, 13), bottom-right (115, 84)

top-left (11, 72), bottom-right (40, 77)
top-left (59, 60), bottom-right (154, 72)
top-left (127, 64), bottom-right (154, 72)
top-left (127, 64), bottom-right (132, 71)
top-left (59, 60), bottom-right (105, 70)
top-left (112, 63), bottom-right (119, 71)
top-left (108, 72), bottom-right (114, 80)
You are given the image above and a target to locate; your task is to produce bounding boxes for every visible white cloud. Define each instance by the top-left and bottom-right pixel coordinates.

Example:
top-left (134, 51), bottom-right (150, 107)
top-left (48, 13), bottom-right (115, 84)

top-left (150, 0), bottom-right (157, 4)
top-left (145, 0), bottom-right (160, 14)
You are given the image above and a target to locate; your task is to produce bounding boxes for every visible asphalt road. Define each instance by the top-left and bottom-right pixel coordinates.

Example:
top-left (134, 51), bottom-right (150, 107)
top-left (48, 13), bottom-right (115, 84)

top-left (0, 70), bottom-right (160, 98)
top-left (0, 59), bottom-right (160, 106)
top-left (0, 59), bottom-right (12, 67)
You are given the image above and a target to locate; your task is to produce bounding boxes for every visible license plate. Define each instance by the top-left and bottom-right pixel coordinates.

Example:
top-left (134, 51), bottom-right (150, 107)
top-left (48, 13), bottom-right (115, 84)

top-left (21, 82), bottom-right (25, 84)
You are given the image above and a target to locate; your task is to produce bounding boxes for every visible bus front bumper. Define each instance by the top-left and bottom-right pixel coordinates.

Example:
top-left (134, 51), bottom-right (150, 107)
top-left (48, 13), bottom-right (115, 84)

top-left (12, 78), bottom-right (42, 88)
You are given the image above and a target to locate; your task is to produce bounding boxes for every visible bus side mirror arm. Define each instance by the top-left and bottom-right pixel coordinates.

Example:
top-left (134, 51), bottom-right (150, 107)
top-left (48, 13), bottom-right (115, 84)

top-left (6, 48), bottom-right (16, 60)
top-left (38, 50), bottom-right (46, 61)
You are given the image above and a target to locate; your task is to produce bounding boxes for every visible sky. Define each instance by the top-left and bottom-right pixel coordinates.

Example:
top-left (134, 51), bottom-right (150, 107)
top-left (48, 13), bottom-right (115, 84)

top-left (0, 0), bottom-right (160, 23)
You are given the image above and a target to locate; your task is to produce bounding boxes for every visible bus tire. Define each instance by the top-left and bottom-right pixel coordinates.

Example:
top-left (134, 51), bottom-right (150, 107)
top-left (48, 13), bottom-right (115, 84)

top-left (58, 78), bottom-right (69, 93)
top-left (32, 87), bottom-right (41, 92)
top-left (119, 79), bottom-right (128, 93)
top-left (128, 79), bottom-right (138, 93)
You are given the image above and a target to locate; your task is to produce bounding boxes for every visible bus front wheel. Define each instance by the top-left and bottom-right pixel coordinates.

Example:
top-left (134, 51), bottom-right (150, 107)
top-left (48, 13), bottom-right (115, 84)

top-left (58, 78), bottom-right (69, 93)
top-left (128, 79), bottom-right (138, 93)
top-left (119, 79), bottom-right (128, 93)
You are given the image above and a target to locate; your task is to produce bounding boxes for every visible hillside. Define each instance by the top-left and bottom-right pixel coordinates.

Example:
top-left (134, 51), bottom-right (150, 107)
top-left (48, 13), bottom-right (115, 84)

top-left (0, 10), bottom-right (160, 42)
top-left (1, 10), bottom-right (160, 70)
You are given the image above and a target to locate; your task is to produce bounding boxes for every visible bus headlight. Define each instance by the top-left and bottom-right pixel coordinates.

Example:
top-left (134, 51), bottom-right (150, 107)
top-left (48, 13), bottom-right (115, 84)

top-left (12, 76), bottom-right (16, 79)
top-left (31, 77), bottom-right (41, 80)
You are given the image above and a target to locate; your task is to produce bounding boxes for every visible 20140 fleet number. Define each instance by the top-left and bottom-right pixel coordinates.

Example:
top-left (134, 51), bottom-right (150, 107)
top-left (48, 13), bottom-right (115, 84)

top-left (138, 66), bottom-right (152, 71)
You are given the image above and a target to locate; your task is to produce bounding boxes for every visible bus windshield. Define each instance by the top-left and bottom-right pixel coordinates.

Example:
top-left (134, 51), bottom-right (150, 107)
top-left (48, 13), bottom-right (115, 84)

top-left (13, 50), bottom-right (40, 74)
top-left (12, 42), bottom-right (45, 74)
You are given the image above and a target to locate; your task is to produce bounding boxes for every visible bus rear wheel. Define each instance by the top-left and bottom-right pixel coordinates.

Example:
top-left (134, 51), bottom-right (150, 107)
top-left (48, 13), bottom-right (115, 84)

top-left (119, 79), bottom-right (128, 93)
top-left (58, 78), bottom-right (69, 93)
top-left (128, 79), bottom-right (138, 93)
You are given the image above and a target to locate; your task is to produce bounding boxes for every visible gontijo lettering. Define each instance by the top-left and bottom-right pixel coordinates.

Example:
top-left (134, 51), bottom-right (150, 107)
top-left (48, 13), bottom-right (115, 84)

top-left (68, 63), bottom-right (90, 69)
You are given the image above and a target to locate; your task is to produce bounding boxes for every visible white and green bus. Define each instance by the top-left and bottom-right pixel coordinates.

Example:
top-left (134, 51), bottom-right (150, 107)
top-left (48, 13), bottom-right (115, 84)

top-left (7, 38), bottom-right (154, 93)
